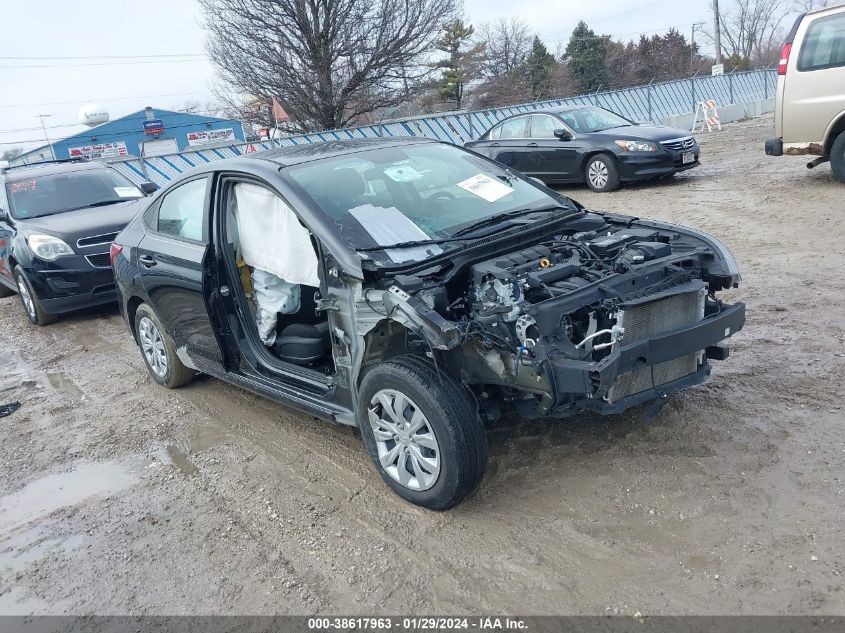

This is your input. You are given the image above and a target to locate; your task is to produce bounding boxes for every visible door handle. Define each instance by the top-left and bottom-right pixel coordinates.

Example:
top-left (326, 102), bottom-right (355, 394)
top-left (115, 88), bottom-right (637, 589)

top-left (138, 255), bottom-right (157, 268)
top-left (527, 142), bottom-right (539, 147)
top-left (490, 142), bottom-right (500, 147)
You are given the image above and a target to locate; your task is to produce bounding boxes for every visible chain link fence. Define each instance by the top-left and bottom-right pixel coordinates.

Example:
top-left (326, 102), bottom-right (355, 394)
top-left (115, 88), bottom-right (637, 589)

top-left (111, 69), bottom-right (776, 186)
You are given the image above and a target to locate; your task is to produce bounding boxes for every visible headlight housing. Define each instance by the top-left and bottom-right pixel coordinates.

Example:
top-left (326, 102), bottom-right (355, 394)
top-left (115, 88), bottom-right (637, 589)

top-left (27, 234), bottom-right (75, 261)
top-left (614, 140), bottom-right (658, 152)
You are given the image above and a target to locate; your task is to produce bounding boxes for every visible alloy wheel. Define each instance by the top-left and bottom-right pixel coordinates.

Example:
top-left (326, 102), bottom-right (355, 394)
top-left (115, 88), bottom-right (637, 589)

top-left (368, 389), bottom-right (441, 491)
top-left (588, 159), bottom-right (609, 189)
top-left (138, 316), bottom-right (168, 378)
top-left (16, 277), bottom-right (36, 320)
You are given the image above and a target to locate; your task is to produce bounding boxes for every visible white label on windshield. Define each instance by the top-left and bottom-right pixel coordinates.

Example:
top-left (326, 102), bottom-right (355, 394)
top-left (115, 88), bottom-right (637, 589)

top-left (383, 164), bottom-right (424, 182)
top-left (114, 186), bottom-right (142, 198)
top-left (349, 204), bottom-right (442, 264)
top-left (457, 174), bottom-right (513, 202)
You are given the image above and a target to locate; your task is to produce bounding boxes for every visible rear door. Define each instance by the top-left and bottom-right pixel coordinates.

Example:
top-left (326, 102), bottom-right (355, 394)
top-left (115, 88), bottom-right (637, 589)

top-left (521, 114), bottom-right (579, 182)
top-left (783, 10), bottom-right (845, 147)
top-left (480, 116), bottom-right (531, 171)
top-left (136, 174), bottom-right (225, 369)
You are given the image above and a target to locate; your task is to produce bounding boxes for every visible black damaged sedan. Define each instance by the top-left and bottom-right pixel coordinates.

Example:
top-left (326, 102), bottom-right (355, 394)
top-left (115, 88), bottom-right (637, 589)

top-left (112, 137), bottom-right (742, 509)
top-left (465, 106), bottom-right (699, 192)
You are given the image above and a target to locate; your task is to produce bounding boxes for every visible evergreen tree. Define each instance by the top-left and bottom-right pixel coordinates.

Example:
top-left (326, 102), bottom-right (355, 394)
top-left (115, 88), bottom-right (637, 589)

top-left (434, 20), bottom-right (484, 109)
top-left (564, 21), bottom-right (609, 93)
top-left (526, 35), bottom-right (557, 99)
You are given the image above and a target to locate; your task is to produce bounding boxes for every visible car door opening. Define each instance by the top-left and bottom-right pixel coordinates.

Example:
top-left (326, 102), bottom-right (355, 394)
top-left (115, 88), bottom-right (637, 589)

top-left (224, 181), bottom-right (334, 373)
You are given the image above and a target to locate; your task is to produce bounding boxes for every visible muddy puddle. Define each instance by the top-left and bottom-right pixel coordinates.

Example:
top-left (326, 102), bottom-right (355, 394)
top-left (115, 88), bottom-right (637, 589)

top-left (0, 457), bottom-right (138, 583)
top-left (44, 372), bottom-right (84, 401)
top-left (158, 415), bottom-right (239, 476)
top-left (0, 459), bottom-right (137, 534)
top-left (0, 347), bottom-right (85, 402)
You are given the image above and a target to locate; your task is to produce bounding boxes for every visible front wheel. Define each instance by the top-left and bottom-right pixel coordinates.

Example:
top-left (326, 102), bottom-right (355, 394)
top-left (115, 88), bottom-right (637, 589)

top-left (134, 303), bottom-right (195, 389)
top-left (830, 132), bottom-right (845, 184)
top-left (13, 267), bottom-right (56, 326)
top-left (357, 356), bottom-right (488, 510)
top-left (584, 154), bottom-right (621, 192)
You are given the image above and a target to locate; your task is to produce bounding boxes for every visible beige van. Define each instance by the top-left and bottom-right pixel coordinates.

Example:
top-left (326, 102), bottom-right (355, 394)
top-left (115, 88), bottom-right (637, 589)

top-left (765, 3), bottom-right (845, 183)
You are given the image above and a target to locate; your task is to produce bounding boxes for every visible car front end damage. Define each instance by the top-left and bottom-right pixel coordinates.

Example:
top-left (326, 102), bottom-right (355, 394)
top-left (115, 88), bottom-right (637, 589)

top-left (344, 211), bottom-right (745, 421)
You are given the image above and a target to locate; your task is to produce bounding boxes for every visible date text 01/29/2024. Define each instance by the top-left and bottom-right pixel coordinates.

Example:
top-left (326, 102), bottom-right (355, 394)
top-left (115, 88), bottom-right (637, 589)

top-left (307, 617), bottom-right (528, 630)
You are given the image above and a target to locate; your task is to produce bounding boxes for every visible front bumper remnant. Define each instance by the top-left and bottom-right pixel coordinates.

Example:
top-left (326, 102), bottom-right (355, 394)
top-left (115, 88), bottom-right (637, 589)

top-left (547, 302), bottom-right (746, 413)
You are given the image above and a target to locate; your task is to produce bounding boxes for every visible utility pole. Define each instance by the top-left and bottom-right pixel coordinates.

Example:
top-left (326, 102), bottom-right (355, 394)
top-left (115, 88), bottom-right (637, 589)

top-left (691, 22), bottom-right (705, 70)
top-left (36, 113), bottom-right (55, 161)
top-left (713, 0), bottom-right (722, 64)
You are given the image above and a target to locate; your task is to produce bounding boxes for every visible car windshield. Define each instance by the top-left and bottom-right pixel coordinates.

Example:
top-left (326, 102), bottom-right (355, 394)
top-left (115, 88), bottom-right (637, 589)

top-left (557, 107), bottom-right (632, 133)
top-left (285, 142), bottom-right (573, 266)
top-left (5, 168), bottom-right (144, 219)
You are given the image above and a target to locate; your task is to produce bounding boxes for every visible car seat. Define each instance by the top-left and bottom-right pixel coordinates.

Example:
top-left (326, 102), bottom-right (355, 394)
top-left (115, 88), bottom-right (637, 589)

top-left (272, 322), bottom-right (331, 365)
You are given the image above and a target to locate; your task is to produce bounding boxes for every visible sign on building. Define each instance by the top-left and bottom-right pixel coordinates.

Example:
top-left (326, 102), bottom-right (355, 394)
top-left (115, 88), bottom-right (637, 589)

top-left (68, 141), bottom-right (129, 160)
top-left (143, 119), bottom-right (165, 135)
top-left (187, 128), bottom-right (235, 147)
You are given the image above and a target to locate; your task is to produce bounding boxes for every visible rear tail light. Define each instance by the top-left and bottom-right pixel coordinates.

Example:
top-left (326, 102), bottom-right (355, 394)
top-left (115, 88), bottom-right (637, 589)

top-left (778, 43), bottom-right (792, 75)
top-left (109, 243), bottom-right (123, 267)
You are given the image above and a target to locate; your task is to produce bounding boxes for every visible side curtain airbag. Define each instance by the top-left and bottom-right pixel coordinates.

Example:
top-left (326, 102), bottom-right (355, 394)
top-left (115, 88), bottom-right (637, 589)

top-left (233, 182), bottom-right (321, 287)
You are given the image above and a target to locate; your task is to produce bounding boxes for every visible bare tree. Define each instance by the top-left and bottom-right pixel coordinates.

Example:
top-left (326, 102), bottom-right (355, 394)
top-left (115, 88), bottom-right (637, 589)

top-left (705, 0), bottom-right (795, 64)
top-left (200, 0), bottom-right (459, 131)
top-left (476, 17), bottom-right (532, 78)
top-left (792, 0), bottom-right (829, 10)
top-left (1, 147), bottom-right (24, 161)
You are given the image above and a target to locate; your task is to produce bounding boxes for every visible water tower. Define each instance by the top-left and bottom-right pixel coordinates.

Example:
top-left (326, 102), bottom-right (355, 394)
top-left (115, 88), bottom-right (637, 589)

top-left (78, 103), bottom-right (109, 127)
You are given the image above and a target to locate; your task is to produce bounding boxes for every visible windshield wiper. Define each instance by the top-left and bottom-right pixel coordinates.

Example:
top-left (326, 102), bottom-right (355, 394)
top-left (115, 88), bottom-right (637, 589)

top-left (450, 204), bottom-right (570, 238)
top-left (64, 199), bottom-right (128, 212)
top-left (356, 235), bottom-right (475, 252)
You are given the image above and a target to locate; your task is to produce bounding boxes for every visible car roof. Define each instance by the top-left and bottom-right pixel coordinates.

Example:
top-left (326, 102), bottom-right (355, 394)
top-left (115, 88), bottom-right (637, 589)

top-left (1, 160), bottom-right (110, 182)
top-left (499, 105), bottom-right (599, 120)
top-left (247, 136), bottom-right (436, 167)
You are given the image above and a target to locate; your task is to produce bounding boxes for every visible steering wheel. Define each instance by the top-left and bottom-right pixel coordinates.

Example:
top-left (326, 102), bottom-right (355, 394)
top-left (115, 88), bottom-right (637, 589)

top-left (426, 191), bottom-right (456, 202)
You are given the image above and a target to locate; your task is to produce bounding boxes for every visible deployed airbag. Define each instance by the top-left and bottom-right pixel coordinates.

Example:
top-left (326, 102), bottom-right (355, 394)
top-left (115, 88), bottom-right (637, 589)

top-left (252, 269), bottom-right (301, 346)
top-left (233, 183), bottom-right (320, 287)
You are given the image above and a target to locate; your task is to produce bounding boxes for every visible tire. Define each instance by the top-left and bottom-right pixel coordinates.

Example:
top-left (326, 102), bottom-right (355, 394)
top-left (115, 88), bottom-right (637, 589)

top-left (584, 154), bottom-right (621, 192)
top-left (133, 303), bottom-right (195, 389)
top-left (830, 132), bottom-right (845, 184)
top-left (13, 267), bottom-right (56, 326)
top-left (357, 355), bottom-right (488, 510)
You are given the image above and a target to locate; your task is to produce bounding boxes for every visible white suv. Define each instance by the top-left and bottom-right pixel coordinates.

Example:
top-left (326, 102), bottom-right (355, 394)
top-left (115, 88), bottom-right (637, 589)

top-left (765, 3), bottom-right (845, 183)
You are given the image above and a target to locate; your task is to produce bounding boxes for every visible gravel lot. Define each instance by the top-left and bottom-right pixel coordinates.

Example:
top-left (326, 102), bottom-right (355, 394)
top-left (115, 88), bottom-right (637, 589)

top-left (1, 114), bottom-right (843, 616)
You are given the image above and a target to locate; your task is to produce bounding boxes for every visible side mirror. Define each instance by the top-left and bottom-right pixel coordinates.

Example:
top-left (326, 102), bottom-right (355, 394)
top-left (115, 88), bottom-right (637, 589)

top-left (139, 181), bottom-right (159, 195)
top-left (554, 128), bottom-right (573, 141)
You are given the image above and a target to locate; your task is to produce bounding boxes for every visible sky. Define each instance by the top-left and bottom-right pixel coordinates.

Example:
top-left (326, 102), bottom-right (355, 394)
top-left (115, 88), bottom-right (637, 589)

top-left (0, 0), bottom-right (717, 152)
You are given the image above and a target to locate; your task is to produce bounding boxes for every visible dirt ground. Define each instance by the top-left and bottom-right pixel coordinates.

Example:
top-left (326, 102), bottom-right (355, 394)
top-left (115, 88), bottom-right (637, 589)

top-left (0, 114), bottom-right (843, 616)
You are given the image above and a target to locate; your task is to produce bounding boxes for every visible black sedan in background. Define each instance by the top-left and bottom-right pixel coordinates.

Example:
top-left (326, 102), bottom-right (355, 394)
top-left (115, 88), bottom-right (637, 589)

top-left (465, 106), bottom-right (699, 192)
top-left (0, 159), bottom-right (157, 325)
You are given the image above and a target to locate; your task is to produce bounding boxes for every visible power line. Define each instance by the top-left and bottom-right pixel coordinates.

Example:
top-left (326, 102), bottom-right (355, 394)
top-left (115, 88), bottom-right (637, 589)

top-left (0, 53), bottom-right (205, 60)
top-left (0, 119), bottom-right (241, 147)
top-left (0, 90), bottom-right (213, 110)
top-left (589, 0), bottom-right (677, 25)
top-left (546, 22), bottom-right (703, 43)
top-left (0, 108), bottom-right (228, 135)
top-left (0, 58), bottom-right (208, 69)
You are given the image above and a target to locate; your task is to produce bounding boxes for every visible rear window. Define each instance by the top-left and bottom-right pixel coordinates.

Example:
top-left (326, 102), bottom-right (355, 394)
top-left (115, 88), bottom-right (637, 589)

top-left (798, 12), bottom-right (845, 71)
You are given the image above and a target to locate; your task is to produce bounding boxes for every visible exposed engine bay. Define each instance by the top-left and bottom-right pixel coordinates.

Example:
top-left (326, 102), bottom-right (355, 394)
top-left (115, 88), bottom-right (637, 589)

top-left (370, 211), bottom-right (746, 420)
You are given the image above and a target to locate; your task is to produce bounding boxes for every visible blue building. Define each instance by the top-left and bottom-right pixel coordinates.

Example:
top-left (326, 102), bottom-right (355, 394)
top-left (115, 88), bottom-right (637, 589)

top-left (13, 107), bottom-right (246, 165)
